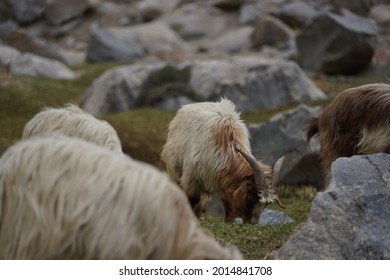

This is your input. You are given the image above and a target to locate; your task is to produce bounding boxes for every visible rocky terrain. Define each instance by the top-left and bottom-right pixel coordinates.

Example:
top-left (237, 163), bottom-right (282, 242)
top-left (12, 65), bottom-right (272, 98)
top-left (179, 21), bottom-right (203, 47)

top-left (0, 0), bottom-right (388, 80)
top-left (273, 153), bottom-right (390, 259)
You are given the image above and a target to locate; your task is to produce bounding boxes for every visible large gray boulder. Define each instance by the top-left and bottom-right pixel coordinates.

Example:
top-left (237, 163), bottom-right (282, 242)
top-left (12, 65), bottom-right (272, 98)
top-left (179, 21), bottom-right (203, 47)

top-left (276, 1), bottom-right (319, 29)
top-left (10, 53), bottom-right (77, 80)
top-left (251, 15), bottom-right (295, 50)
top-left (136, 0), bottom-right (181, 22)
top-left (249, 105), bottom-right (323, 187)
top-left (5, 30), bottom-right (66, 64)
top-left (0, 20), bottom-right (18, 40)
top-left (238, 2), bottom-right (265, 25)
top-left (207, 26), bottom-right (253, 54)
top-left (113, 22), bottom-right (189, 54)
top-left (275, 153), bottom-right (390, 259)
top-left (44, 0), bottom-right (89, 26)
top-left (0, 45), bottom-right (21, 66)
top-left (203, 58), bottom-right (325, 112)
top-left (296, 9), bottom-right (378, 75)
top-left (370, 5), bottom-right (390, 32)
top-left (86, 21), bottom-right (190, 62)
top-left (82, 63), bottom-right (164, 116)
top-left (82, 58), bottom-right (326, 116)
top-left (86, 25), bottom-right (145, 63)
top-left (323, 0), bottom-right (371, 17)
top-left (238, 0), bottom-right (289, 25)
top-left (161, 3), bottom-right (228, 39)
top-left (7, 0), bottom-right (46, 24)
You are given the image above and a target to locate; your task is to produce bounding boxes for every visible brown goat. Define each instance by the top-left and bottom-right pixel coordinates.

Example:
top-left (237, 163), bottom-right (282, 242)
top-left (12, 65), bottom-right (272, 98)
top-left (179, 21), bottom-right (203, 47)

top-left (161, 98), bottom-right (285, 224)
top-left (305, 83), bottom-right (390, 185)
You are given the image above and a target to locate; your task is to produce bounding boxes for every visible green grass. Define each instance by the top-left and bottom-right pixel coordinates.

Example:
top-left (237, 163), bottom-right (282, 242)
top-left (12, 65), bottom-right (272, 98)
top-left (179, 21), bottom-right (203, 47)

top-left (0, 62), bottom-right (385, 259)
top-left (0, 62), bottom-right (119, 154)
top-left (200, 186), bottom-right (317, 259)
top-left (103, 108), bottom-right (175, 169)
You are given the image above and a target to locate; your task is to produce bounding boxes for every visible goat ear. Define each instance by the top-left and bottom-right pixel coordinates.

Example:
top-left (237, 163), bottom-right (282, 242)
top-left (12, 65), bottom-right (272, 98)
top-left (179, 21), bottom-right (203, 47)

top-left (232, 185), bottom-right (247, 210)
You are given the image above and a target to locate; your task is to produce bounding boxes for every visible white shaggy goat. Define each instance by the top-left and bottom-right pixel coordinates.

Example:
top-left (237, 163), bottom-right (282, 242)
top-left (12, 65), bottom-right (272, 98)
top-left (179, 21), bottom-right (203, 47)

top-left (305, 83), bottom-right (390, 185)
top-left (22, 104), bottom-right (122, 153)
top-left (0, 135), bottom-right (242, 260)
top-left (161, 98), bottom-right (285, 224)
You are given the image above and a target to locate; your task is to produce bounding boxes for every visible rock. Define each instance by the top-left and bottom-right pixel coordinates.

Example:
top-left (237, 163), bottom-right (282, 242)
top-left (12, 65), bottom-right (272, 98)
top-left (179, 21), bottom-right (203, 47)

top-left (205, 197), bottom-right (295, 226)
top-left (7, 0), bottom-right (46, 24)
top-left (276, 1), bottom-right (319, 29)
top-left (275, 153), bottom-right (390, 259)
top-left (249, 105), bottom-right (323, 187)
top-left (259, 209), bottom-right (295, 226)
top-left (207, 26), bottom-right (253, 54)
top-left (370, 5), bottom-right (390, 32)
top-left (203, 58), bottom-right (326, 112)
top-left (136, 0), bottom-right (181, 22)
top-left (95, 1), bottom-right (142, 27)
top-left (45, 0), bottom-right (89, 26)
top-left (0, 20), bottom-right (18, 40)
top-left (155, 95), bottom-right (193, 111)
top-left (5, 30), bottom-right (66, 64)
top-left (42, 17), bottom-right (82, 39)
top-left (0, 45), bottom-right (21, 66)
top-left (10, 53), bottom-right (77, 80)
top-left (86, 25), bottom-right (145, 63)
top-left (59, 49), bottom-right (85, 67)
top-left (161, 3), bottom-right (227, 40)
top-left (82, 63), bottom-right (164, 116)
top-left (189, 59), bottom-right (239, 100)
top-left (83, 58), bottom-right (325, 116)
top-left (296, 9), bottom-right (378, 75)
top-left (137, 64), bottom-right (200, 111)
top-left (238, 2), bottom-right (265, 25)
top-left (251, 15), bottom-right (295, 50)
top-left (238, 0), bottom-right (286, 25)
top-left (325, 0), bottom-right (371, 17)
top-left (109, 22), bottom-right (190, 56)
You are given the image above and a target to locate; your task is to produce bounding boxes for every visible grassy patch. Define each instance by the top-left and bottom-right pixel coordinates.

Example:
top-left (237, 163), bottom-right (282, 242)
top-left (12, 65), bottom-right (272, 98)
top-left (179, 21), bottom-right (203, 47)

top-left (312, 74), bottom-right (390, 96)
top-left (241, 98), bottom-right (331, 124)
top-left (0, 62), bottom-right (119, 154)
top-left (103, 108), bottom-right (175, 169)
top-left (200, 186), bottom-right (317, 259)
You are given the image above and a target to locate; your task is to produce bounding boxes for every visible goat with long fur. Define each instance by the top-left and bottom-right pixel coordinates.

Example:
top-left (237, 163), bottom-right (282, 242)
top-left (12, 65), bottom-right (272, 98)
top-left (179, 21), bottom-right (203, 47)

top-left (0, 135), bottom-right (242, 259)
top-left (161, 98), bottom-right (285, 224)
top-left (305, 83), bottom-right (390, 185)
top-left (22, 104), bottom-right (122, 153)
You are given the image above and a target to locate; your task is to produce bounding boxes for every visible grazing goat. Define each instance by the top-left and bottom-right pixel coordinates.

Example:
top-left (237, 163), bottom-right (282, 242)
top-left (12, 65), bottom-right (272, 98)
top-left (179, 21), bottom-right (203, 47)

top-left (0, 135), bottom-right (242, 260)
top-left (305, 83), bottom-right (390, 185)
top-left (161, 98), bottom-right (285, 224)
top-left (22, 104), bottom-right (122, 153)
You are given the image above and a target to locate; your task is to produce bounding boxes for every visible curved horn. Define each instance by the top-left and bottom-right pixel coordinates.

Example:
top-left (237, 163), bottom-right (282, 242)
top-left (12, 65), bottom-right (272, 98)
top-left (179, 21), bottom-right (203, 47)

top-left (272, 155), bottom-right (285, 189)
top-left (235, 146), bottom-right (265, 186)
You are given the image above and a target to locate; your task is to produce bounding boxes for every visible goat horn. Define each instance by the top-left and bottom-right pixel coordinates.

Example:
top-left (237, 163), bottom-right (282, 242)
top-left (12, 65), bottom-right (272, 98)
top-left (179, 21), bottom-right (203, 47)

top-left (235, 146), bottom-right (265, 186)
top-left (272, 155), bottom-right (285, 189)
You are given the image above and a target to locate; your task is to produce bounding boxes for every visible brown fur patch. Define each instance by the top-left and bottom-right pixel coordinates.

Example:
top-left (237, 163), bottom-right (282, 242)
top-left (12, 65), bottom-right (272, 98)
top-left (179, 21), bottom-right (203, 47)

top-left (304, 83), bottom-right (390, 184)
